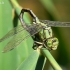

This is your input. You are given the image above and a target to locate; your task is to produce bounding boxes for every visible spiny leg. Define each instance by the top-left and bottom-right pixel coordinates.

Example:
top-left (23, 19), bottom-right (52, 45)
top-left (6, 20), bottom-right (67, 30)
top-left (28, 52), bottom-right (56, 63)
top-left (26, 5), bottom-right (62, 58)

top-left (33, 41), bottom-right (43, 50)
top-left (43, 43), bottom-right (52, 51)
top-left (33, 40), bottom-right (51, 50)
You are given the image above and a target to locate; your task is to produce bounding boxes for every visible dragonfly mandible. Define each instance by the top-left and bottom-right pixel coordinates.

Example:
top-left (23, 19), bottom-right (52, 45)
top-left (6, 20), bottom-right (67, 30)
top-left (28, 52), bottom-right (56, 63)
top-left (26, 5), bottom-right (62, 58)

top-left (0, 9), bottom-right (70, 53)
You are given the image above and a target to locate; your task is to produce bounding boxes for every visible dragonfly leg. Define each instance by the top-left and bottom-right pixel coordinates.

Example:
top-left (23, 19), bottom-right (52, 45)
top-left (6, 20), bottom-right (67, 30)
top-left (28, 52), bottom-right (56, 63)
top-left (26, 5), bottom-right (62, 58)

top-left (33, 39), bottom-right (53, 51)
top-left (33, 40), bottom-right (51, 50)
top-left (43, 43), bottom-right (52, 51)
top-left (33, 41), bottom-right (43, 50)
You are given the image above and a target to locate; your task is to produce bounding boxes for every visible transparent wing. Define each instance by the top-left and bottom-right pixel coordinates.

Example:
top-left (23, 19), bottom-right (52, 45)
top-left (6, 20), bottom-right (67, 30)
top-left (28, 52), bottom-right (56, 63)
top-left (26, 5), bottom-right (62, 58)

top-left (0, 23), bottom-right (42, 42)
top-left (2, 30), bottom-right (29, 53)
top-left (41, 20), bottom-right (70, 27)
top-left (0, 25), bottom-right (24, 42)
top-left (2, 24), bottom-right (42, 53)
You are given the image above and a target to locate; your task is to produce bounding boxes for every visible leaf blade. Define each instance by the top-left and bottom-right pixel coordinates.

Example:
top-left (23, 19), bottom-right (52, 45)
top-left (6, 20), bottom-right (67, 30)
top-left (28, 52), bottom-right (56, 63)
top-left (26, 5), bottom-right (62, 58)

top-left (17, 51), bottom-right (40, 70)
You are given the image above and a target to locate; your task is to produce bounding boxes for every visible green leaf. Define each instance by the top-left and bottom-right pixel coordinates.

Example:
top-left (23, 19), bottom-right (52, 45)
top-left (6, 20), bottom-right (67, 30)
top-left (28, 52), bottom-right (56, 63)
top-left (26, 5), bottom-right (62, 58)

top-left (16, 51), bottom-right (40, 70)
top-left (0, 0), bottom-right (18, 70)
top-left (10, 0), bottom-right (31, 23)
top-left (9, 0), bottom-right (34, 60)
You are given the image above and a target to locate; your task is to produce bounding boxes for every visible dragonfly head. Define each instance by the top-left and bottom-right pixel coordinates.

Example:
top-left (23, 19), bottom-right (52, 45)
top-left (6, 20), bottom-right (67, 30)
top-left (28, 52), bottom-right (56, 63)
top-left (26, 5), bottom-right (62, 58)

top-left (47, 37), bottom-right (59, 50)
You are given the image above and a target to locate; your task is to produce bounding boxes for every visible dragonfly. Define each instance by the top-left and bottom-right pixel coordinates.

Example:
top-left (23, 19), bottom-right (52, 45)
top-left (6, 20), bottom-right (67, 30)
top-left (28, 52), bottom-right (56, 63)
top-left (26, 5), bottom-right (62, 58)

top-left (0, 9), bottom-right (70, 53)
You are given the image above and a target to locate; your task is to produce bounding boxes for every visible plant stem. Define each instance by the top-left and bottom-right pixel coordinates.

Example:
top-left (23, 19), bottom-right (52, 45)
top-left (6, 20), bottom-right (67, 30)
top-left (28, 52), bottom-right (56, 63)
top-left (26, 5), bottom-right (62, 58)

top-left (41, 48), bottom-right (62, 70)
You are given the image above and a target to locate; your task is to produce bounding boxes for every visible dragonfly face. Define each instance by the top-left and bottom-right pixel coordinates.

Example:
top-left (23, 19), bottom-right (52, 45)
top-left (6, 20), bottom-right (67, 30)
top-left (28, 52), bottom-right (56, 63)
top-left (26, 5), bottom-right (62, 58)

top-left (46, 37), bottom-right (59, 50)
top-left (0, 9), bottom-right (60, 53)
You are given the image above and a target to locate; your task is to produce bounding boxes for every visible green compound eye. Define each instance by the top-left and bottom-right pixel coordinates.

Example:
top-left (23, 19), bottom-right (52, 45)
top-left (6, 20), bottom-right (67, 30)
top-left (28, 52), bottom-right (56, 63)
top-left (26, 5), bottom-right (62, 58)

top-left (52, 38), bottom-right (59, 50)
top-left (47, 37), bottom-right (59, 50)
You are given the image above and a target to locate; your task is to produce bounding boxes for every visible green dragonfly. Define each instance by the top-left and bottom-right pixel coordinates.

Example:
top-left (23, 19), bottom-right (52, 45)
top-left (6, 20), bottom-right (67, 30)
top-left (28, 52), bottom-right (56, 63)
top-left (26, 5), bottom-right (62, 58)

top-left (0, 9), bottom-right (70, 53)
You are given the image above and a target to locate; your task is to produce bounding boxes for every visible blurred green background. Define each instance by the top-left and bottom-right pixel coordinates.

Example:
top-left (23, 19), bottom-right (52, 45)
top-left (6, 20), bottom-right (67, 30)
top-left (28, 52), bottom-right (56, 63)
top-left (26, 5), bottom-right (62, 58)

top-left (0, 0), bottom-right (70, 70)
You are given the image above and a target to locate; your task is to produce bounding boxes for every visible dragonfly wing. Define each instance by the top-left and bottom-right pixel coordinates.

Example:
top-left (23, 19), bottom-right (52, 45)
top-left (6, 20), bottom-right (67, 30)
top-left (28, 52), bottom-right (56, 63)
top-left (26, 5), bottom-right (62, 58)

top-left (2, 24), bottom-right (42, 53)
top-left (0, 25), bottom-right (24, 42)
top-left (27, 23), bottom-right (43, 35)
top-left (2, 30), bottom-right (30, 53)
top-left (41, 20), bottom-right (70, 27)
